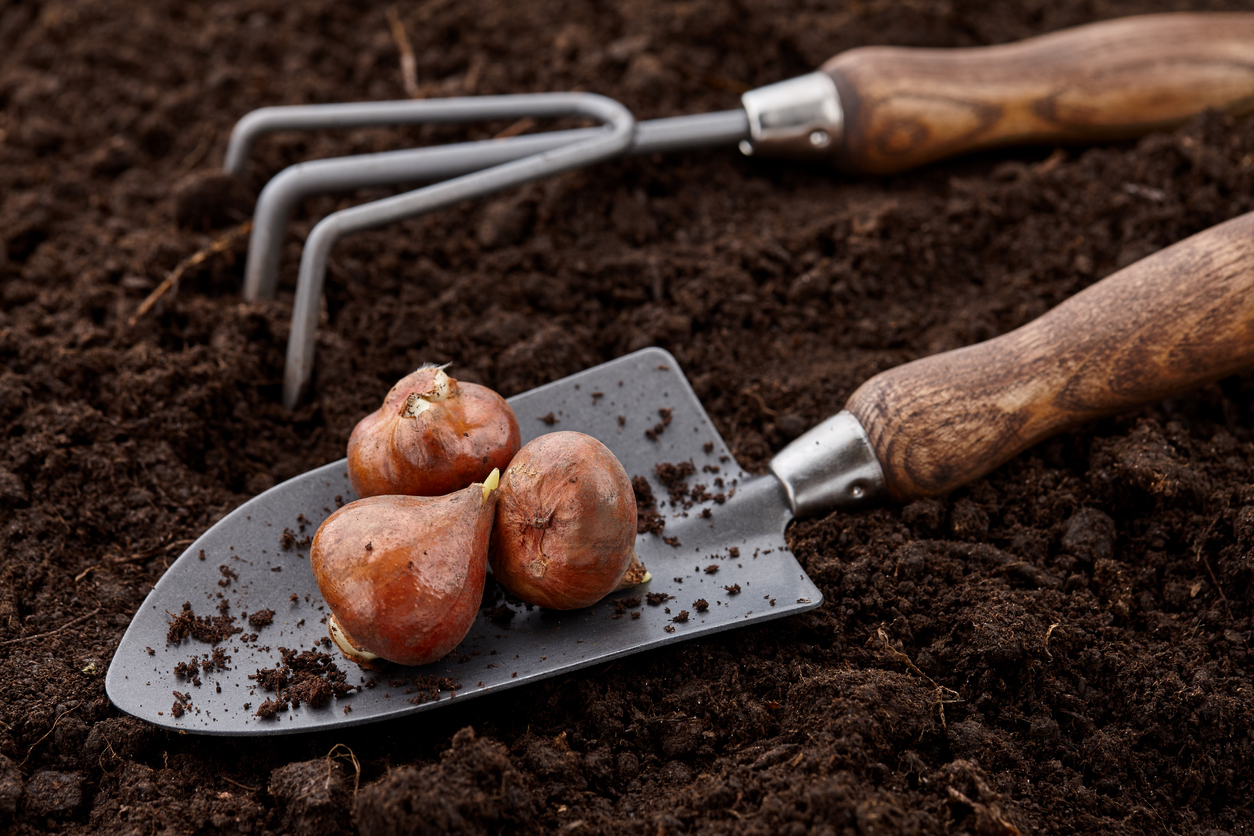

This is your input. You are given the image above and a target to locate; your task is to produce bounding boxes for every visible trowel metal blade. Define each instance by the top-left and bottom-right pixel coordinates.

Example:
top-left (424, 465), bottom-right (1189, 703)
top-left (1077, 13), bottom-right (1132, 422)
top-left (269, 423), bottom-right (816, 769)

top-left (105, 347), bottom-right (822, 735)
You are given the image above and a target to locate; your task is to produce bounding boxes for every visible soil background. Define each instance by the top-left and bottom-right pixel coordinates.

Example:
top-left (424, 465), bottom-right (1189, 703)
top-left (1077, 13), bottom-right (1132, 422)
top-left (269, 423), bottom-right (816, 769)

top-left (2, 0), bottom-right (1253, 833)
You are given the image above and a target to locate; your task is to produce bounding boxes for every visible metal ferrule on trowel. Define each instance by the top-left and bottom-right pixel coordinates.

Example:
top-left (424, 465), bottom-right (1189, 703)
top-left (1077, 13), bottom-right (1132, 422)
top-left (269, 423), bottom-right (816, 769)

top-left (769, 411), bottom-right (884, 518)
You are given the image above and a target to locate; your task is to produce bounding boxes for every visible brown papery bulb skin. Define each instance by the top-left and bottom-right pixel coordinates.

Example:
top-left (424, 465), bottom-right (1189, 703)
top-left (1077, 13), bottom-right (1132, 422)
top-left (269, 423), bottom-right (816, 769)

top-left (311, 475), bottom-right (499, 667)
top-left (348, 365), bottom-right (521, 498)
top-left (491, 432), bottom-right (641, 610)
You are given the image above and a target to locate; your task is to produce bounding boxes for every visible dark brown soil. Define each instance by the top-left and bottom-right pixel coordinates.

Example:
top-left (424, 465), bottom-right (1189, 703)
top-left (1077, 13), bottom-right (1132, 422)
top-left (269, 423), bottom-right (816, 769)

top-left (2, 1), bottom-right (1252, 833)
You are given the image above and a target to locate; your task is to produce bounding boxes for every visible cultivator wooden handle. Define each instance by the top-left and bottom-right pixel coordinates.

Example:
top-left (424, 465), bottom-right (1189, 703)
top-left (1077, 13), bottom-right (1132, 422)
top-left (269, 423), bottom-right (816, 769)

top-left (844, 211), bottom-right (1254, 500)
top-left (756, 13), bottom-right (1254, 173)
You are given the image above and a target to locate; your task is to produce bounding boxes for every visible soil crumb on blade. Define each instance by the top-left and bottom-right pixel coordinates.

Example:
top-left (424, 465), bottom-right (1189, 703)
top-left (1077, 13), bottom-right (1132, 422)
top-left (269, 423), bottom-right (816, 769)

top-left (249, 647), bottom-right (356, 718)
top-left (632, 475), bottom-right (665, 535)
top-left (655, 460), bottom-right (697, 507)
top-left (165, 601), bottom-right (242, 646)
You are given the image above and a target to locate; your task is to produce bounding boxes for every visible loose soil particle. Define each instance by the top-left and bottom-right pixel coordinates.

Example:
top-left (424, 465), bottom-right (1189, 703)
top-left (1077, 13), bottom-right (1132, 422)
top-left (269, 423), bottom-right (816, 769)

top-left (644, 407), bottom-right (673, 441)
top-left (247, 608), bottom-right (276, 629)
top-left (164, 601), bottom-right (242, 646)
top-left (2, 0), bottom-right (1254, 834)
top-left (632, 475), bottom-right (666, 535)
top-left (655, 460), bottom-right (698, 508)
top-left (248, 646), bottom-right (356, 718)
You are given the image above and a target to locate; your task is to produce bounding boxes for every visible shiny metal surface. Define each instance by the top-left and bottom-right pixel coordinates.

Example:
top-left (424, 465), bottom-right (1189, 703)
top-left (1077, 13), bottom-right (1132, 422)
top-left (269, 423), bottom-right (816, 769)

top-left (769, 410), bottom-right (884, 516)
top-left (740, 72), bottom-right (844, 160)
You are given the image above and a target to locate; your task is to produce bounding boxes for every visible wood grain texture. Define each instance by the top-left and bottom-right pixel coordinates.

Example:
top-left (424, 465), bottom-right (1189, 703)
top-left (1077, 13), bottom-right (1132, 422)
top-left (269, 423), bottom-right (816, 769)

top-left (845, 211), bottom-right (1254, 500)
top-left (824, 13), bottom-right (1254, 174)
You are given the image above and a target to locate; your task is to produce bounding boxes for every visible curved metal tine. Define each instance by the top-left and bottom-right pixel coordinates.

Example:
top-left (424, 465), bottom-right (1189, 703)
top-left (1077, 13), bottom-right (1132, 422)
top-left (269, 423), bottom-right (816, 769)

top-left (281, 92), bottom-right (636, 410)
top-left (243, 131), bottom-right (594, 301)
top-left (225, 97), bottom-right (602, 302)
top-left (241, 110), bottom-right (751, 302)
top-left (224, 97), bottom-right (568, 178)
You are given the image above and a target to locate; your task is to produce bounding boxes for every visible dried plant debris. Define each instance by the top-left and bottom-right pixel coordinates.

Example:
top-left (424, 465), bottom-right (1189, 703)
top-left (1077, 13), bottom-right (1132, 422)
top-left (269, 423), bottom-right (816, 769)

top-left (171, 690), bottom-right (191, 718)
top-left (250, 647), bottom-right (356, 718)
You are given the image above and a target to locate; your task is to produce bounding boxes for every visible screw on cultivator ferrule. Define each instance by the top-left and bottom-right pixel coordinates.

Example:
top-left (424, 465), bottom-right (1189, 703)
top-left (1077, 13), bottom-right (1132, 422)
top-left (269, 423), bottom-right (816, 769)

top-left (738, 72), bottom-right (844, 161)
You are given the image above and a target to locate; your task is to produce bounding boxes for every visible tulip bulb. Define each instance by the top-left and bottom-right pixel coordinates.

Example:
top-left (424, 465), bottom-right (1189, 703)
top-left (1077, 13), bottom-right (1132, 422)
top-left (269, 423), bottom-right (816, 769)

top-left (312, 470), bottom-right (500, 667)
top-left (348, 364), bottom-right (521, 498)
top-left (491, 432), bottom-right (647, 610)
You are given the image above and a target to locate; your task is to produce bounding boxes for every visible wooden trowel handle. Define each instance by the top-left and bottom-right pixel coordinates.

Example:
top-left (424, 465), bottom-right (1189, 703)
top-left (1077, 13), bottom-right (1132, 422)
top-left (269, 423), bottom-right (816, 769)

top-left (845, 211), bottom-right (1254, 501)
top-left (824, 13), bottom-right (1254, 174)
